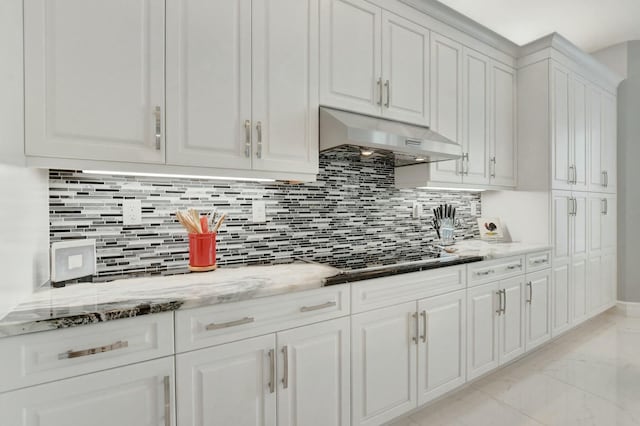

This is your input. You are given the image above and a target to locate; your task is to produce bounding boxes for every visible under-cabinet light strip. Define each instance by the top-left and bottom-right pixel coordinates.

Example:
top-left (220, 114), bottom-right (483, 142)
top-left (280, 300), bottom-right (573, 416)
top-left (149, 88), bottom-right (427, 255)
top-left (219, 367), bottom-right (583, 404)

top-left (82, 170), bottom-right (276, 182)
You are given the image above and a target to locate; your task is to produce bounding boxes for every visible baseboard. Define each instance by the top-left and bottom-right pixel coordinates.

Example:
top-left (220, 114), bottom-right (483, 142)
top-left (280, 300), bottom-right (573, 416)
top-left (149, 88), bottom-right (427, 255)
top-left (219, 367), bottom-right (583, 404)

top-left (616, 301), bottom-right (640, 317)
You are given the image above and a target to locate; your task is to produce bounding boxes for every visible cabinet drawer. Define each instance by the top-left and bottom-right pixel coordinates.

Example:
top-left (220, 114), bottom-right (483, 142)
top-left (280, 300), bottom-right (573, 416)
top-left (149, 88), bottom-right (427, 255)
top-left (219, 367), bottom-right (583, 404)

top-left (467, 256), bottom-right (524, 287)
top-left (351, 266), bottom-right (466, 314)
top-left (526, 251), bottom-right (552, 273)
top-left (175, 284), bottom-right (349, 352)
top-left (0, 312), bottom-right (174, 393)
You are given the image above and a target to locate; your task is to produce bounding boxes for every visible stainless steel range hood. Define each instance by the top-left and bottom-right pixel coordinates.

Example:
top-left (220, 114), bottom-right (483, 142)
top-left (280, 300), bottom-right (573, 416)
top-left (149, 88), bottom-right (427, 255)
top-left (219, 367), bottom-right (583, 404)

top-left (320, 107), bottom-right (462, 167)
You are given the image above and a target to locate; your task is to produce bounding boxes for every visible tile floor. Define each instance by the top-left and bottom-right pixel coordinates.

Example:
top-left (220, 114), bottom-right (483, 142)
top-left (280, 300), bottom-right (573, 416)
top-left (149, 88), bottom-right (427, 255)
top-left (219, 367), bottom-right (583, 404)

top-left (389, 310), bottom-right (640, 426)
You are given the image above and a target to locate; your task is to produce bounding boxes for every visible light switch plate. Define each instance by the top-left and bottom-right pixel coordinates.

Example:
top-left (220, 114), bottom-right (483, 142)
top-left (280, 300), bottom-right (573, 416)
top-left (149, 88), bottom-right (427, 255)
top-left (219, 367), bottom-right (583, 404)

top-left (51, 239), bottom-right (96, 283)
top-left (122, 199), bottom-right (142, 225)
top-left (252, 200), bottom-right (266, 223)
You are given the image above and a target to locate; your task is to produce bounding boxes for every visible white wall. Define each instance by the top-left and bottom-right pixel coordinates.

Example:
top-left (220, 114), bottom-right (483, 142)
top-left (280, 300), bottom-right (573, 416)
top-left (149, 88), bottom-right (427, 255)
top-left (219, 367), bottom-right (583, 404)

top-left (0, 0), bottom-right (50, 318)
top-left (481, 191), bottom-right (550, 244)
top-left (592, 42), bottom-right (628, 80)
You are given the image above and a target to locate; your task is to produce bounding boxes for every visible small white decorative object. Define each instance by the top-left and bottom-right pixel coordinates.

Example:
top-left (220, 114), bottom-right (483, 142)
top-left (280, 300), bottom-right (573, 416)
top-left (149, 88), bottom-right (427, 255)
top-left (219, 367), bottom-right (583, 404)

top-left (477, 218), bottom-right (504, 242)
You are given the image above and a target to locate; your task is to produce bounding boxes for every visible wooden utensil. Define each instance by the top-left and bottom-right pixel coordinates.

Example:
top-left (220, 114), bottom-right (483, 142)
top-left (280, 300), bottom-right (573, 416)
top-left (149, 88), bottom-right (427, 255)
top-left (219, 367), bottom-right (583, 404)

top-left (212, 213), bottom-right (227, 232)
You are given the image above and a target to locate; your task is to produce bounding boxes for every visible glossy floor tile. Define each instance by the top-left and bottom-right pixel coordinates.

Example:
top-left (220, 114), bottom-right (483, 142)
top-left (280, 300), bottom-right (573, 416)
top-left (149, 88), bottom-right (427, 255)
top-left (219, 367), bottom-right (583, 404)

top-left (389, 310), bottom-right (640, 426)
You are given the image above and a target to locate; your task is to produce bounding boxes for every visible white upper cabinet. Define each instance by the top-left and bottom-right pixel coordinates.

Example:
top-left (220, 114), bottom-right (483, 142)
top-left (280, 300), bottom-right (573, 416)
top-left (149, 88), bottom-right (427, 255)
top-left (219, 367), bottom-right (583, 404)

top-left (251, 0), bottom-right (319, 174)
top-left (24, 0), bottom-right (165, 164)
top-left (601, 92), bottom-right (617, 193)
top-left (166, 0), bottom-right (252, 170)
top-left (320, 0), bottom-right (430, 126)
top-left (551, 64), bottom-right (572, 190)
top-left (428, 33), bottom-right (464, 183)
top-left (571, 75), bottom-right (589, 191)
top-left (381, 11), bottom-right (430, 125)
top-left (319, 0), bottom-right (382, 115)
top-left (168, 0), bottom-right (319, 175)
top-left (490, 61), bottom-right (517, 187)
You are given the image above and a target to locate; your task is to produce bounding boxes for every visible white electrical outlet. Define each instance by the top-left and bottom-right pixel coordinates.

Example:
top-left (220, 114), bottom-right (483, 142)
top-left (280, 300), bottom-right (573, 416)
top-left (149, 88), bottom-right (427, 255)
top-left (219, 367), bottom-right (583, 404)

top-left (252, 200), bottom-right (266, 223)
top-left (122, 199), bottom-right (142, 225)
top-left (470, 201), bottom-right (478, 216)
top-left (412, 201), bottom-right (423, 219)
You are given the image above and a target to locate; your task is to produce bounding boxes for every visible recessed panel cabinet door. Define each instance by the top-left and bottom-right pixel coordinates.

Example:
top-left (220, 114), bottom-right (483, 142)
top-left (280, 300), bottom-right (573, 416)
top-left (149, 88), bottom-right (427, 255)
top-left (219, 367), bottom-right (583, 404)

top-left (589, 194), bottom-right (604, 257)
top-left (551, 64), bottom-right (571, 190)
top-left (499, 277), bottom-right (525, 364)
top-left (381, 11), bottom-right (430, 125)
top-left (551, 262), bottom-right (571, 336)
top-left (572, 257), bottom-right (588, 325)
top-left (552, 192), bottom-right (572, 264)
top-left (602, 195), bottom-right (617, 251)
top-left (491, 62), bottom-right (517, 187)
top-left (320, 0), bottom-right (382, 115)
top-left (466, 282), bottom-right (500, 380)
top-left (589, 87), bottom-right (605, 190)
top-left (166, 0), bottom-right (252, 169)
top-left (525, 270), bottom-right (552, 351)
top-left (176, 334), bottom-right (276, 426)
top-left (351, 302), bottom-right (417, 426)
top-left (602, 93), bottom-right (617, 193)
top-left (24, 0), bottom-right (165, 163)
top-left (572, 76), bottom-right (589, 191)
top-left (252, 0), bottom-right (319, 174)
top-left (0, 358), bottom-right (174, 426)
top-left (417, 290), bottom-right (466, 405)
top-left (588, 256), bottom-right (603, 313)
top-left (429, 33), bottom-right (463, 183)
top-left (276, 317), bottom-right (350, 426)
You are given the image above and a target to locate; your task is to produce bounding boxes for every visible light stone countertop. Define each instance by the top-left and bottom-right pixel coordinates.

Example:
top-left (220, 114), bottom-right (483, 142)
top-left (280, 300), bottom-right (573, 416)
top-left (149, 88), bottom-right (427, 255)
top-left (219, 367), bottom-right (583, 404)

top-left (451, 240), bottom-right (551, 259)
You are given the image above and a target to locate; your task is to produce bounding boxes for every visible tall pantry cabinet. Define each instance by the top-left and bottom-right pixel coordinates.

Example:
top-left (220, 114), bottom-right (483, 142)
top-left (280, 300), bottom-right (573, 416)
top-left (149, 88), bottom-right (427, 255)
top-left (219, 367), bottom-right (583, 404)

top-left (511, 34), bottom-right (621, 336)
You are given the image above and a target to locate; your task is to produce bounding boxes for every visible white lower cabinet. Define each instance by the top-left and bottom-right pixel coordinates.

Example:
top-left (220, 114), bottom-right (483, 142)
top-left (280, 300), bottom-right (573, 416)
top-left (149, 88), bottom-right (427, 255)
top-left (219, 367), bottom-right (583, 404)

top-left (417, 290), bottom-right (466, 405)
top-left (467, 277), bottom-right (525, 381)
top-left (351, 302), bottom-right (417, 426)
top-left (588, 251), bottom-right (617, 315)
top-left (176, 317), bottom-right (350, 426)
top-left (551, 262), bottom-right (572, 336)
top-left (0, 357), bottom-right (175, 426)
top-left (524, 270), bottom-right (552, 350)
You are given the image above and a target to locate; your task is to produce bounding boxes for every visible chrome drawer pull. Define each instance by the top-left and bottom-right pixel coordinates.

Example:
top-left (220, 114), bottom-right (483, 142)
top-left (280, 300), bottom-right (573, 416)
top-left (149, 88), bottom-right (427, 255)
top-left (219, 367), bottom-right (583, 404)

top-left (476, 269), bottom-right (494, 276)
top-left (300, 301), bottom-right (336, 312)
top-left (154, 106), bottom-right (162, 150)
top-left (163, 376), bottom-right (171, 426)
top-left (506, 264), bottom-right (521, 270)
top-left (205, 316), bottom-right (255, 331)
top-left (268, 349), bottom-right (275, 394)
top-left (244, 119), bottom-right (251, 158)
top-left (58, 340), bottom-right (129, 360)
top-left (282, 346), bottom-right (289, 389)
top-left (531, 258), bottom-right (548, 265)
top-left (420, 311), bottom-right (427, 343)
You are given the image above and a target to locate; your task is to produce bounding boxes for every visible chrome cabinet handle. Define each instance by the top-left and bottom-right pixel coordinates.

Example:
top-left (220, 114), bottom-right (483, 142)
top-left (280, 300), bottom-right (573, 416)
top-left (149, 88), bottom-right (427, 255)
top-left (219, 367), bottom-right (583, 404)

top-left (573, 198), bottom-right (578, 216)
top-left (377, 78), bottom-right (383, 105)
top-left (490, 156), bottom-right (496, 178)
top-left (384, 80), bottom-right (390, 107)
top-left (476, 269), bottom-right (494, 276)
top-left (568, 164), bottom-right (577, 184)
top-left (412, 312), bottom-right (419, 344)
top-left (603, 198), bottom-right (608, 215)
top-left (268, 349), bottom-right (275, 394)
top-left (506, 264), bottom-right (521, 270)
top-left (526, 281), bottom-right (532, 304)
top-left (420, 311), bottom-right (427, 343)
top-left (154, 106), bottom-right (162, 150)
top-left (58, 340), bottom-right (128, 360)
top-left (163, 376), bottom-right (171, 426)
top-left (531, 258), bottom-right (548, 265)
top-left (256, 121), bottom-right (263, 159)
top-left (244, 119), bottom-right (251, 158)
top-left (502, 289), bottom-right (507, 314)
top-left (495, 291), bottom-right (503, 315)
top-left (206, 316), bottom-right (254, 331)
top-left (464, 153), bottom-right (469, 175)
top-left (603, 170), bottom-right (609, 187)
top-left (300, 301), bottom-right (336, 312)
top-left (282, 346), bottom-right (289, 389)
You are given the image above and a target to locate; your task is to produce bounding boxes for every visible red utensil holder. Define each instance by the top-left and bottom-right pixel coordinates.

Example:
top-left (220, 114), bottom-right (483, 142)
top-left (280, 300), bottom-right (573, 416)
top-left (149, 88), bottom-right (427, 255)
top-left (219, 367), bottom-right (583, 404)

top-left (188, 232), bottom-right (217, 269)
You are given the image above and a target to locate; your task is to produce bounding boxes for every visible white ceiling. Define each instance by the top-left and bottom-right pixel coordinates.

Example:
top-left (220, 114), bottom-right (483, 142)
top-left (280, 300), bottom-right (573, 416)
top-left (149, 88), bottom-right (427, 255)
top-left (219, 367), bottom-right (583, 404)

top-left (436, 0), bottom-right (640, 52)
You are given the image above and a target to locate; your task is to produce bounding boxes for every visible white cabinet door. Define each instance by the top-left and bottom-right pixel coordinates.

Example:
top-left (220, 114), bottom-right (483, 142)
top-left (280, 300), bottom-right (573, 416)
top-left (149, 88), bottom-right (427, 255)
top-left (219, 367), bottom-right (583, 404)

top-left (176, 334), bottom-right (276, 426)
top-left (572, 257), bottom-right (589, 324)
top-left (429, 33), bottom-right (463, 183)
top-left (491, 61), bottom-right (517, 187)
top-left (319, 0), bottom-right (382, 115)
top-left (352, 302), bottom-right (417, 426)
top-left (551, 64), bottom-right (572, 191)
top-left (602, 251), bottom-right (617, 307)
top-left (589, 194), bottom-right (604, 257)
top-left (277, 317), bottom-right (350, 426)
top-left (166, 0), bottom-right (252, 169)
top-left (525, 270), bottom-right (552, 351)
top-left (0, 357), bottom-right (174, 426)
top-left (252, 0), bottom-right (319, 174)
top-left (499, 277), bottom-right (525, 364)
top-left (589, 86), bottom-right (605, 191)
top-left (602, 195), bottom-right (617, 252)
top-left (573, 192), bottom-right (588, 259)
top-left (417, 290), bottom-right (466, 405)
top-left (24, 0), bottom-right (165, 164)
top-left (381, 11), bottom-right (430, 125)
top-left (551, 262), bottom-right (572, 336)
top-left (466, 282), bottom-right (500, 380)
top-left (588, 256), bottom-right (603, 313)
top-left (552, 191), bottom-right (572, 264)
top-left (571, 75), bottom-right (589, 191)
top-left (462, 48), bottom-right (490, 185)
top-left (602, 92), bottom-right (617, 193)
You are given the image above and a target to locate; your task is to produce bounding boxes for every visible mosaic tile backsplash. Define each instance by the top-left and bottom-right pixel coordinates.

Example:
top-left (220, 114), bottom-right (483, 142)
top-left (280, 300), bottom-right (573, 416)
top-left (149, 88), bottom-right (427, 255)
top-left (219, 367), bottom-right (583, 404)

top-left (49, 150), bottom-right (481, 279)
